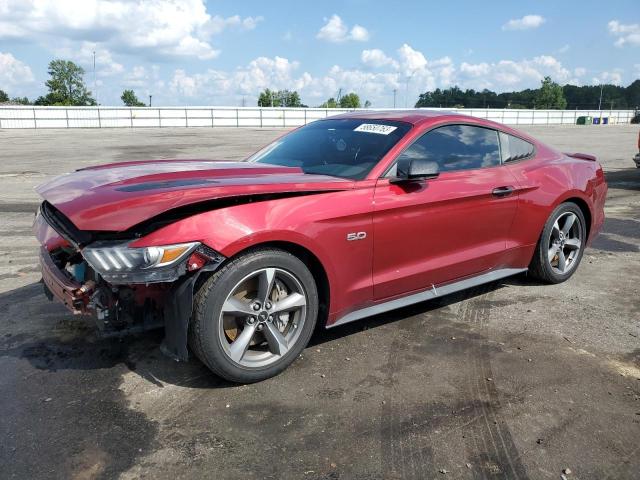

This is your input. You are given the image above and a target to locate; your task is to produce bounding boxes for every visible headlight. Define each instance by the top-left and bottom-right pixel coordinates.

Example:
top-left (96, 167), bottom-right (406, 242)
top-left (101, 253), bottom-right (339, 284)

top-left (82, 241), bottom-right (199, 284)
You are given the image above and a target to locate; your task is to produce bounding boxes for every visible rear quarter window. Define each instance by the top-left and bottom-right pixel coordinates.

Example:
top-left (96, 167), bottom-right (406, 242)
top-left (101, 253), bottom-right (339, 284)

top-left (499, 132), bottom-right (535, 162)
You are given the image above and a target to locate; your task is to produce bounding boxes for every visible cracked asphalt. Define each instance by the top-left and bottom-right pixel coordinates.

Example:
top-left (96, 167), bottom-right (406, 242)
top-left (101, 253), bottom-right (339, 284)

top-left (0, 125), bottom-right (639, 479)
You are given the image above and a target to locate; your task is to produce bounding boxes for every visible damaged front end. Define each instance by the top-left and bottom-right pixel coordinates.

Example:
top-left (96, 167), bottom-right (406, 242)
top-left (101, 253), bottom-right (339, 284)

top-left (34, 201), bottom-right (225, 361)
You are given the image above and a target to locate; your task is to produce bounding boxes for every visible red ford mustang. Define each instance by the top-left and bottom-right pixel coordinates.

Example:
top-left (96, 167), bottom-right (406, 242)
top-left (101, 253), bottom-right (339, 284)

top-left (34, 110), bottom-right (607, 382)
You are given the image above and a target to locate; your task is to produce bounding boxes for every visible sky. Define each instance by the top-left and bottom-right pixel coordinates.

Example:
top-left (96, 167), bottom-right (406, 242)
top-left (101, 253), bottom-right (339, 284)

top-left (0, 0), bottom-right (639, 107)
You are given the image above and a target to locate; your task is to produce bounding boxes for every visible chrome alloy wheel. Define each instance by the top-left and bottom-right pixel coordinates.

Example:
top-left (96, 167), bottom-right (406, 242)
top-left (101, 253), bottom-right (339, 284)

top-left (547, 211), bottom-right (582, 274)
top-left (218, 267), bottom-right (308, 368)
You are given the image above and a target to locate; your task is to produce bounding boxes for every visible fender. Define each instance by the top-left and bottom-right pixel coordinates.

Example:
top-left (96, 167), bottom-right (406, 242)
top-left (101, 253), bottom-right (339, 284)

top-left (130, 187), bottom-right (376, 320)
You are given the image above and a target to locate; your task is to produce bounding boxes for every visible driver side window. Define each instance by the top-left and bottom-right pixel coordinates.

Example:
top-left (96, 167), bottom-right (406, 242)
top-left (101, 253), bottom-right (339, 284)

top-left (387, 124), bottom-right (501, 177)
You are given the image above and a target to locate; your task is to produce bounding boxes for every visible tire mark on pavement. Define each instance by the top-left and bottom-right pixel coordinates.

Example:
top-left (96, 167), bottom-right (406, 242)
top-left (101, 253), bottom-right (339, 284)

top-left (459, 284), bottom-right (529, 479)
top-left (381, 330), bottom-right (435, 479)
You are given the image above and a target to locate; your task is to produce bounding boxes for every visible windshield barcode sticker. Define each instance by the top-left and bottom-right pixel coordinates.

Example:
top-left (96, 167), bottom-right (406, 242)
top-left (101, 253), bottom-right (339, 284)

top-left (354, 123), bottom-right (397, 135)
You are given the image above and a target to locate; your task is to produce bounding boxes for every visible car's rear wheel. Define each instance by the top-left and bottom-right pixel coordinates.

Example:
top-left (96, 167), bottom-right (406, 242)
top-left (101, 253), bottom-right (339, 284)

top-left (529, 202), bottom-right (586, 283)
top-left (189, 248), bottom-right (318, 383)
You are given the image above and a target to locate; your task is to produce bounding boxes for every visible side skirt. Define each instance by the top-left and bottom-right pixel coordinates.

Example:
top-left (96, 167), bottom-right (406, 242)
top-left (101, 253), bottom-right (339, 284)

top-left (328, 267), bottom-right (527, 329)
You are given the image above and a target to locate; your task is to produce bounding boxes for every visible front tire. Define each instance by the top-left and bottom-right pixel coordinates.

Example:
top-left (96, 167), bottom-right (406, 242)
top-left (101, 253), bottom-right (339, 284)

top-left (189, 248), bottom-right (318, 383)
top-left (529, 202), bottom-right (586, 284)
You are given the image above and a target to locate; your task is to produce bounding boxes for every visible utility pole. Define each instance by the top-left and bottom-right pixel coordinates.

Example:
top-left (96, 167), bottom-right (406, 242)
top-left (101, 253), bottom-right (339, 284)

top-left (149, 95), bottom-right (152, 107)
top-left (404, 71), bottom-right (415, 108)
top-left (598, 84), bottom-right (604, 111)
top-left (393, 89), bottom-right (397, 108)
top-left (92, 50), bottom-right (97, 105)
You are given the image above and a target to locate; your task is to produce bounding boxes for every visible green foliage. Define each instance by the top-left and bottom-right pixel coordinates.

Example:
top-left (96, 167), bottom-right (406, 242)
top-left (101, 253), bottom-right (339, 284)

top-left (534, 76), bottom-right (567, 109)
top-left (257, 88), bottom-right (302, 107)
top-left (121, 89), bottom-right (146, 107)
top-left (319, 97), bottom-right (339, 108)
top-left (11, 96), bottom-right (31, 105)
top-left (339, 92), bottom-right (360, 108)
top-left (38, 60), bottom-right (96, 106)
top-left (415, 78), bottom-right (640, 110)
top-left (0, 89), bottom-right (31, 104)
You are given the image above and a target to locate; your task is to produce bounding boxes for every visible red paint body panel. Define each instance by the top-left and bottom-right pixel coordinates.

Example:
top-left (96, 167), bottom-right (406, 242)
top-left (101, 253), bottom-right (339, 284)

top-left (36, 161), bottom-right (351, 231)
top-left (34, 111), bottom-right (607, 328)
top-left (371, 166), bottom-right (520, 300)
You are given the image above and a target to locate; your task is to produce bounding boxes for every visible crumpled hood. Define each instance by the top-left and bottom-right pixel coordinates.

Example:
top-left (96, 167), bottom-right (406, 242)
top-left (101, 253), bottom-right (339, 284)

top-left (36, 160), bottom-right (352, 231)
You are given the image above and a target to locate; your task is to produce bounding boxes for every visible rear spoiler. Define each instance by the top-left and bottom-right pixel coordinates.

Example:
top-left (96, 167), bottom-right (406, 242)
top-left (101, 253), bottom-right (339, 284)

top-left (565, 152), bottom-right (597, 162)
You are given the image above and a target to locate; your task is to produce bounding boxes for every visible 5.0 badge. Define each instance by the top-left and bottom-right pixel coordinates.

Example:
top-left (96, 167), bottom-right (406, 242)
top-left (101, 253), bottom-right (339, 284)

top-left (346, 232), bottom-right (367, 241)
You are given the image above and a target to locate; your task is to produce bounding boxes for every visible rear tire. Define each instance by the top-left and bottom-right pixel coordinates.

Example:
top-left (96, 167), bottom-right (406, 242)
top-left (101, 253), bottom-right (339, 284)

top-left (189, 248), bottom-right (318, 383)
top-left (529, 202), bottom-right (586, 284)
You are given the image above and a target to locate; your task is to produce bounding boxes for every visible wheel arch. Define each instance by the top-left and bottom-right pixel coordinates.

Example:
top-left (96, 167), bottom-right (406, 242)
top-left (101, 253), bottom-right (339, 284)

top-left (556, 195), bottom-right (593, 241)
top-left (216, 240), bottom-right (331, 327)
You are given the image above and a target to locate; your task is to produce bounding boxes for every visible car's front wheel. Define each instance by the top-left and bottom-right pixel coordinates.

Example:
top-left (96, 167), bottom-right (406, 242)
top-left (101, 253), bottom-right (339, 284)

top-left (189, 248), bottom-right (318, 383)
top-left (529, 202), bottom-right (586, 284)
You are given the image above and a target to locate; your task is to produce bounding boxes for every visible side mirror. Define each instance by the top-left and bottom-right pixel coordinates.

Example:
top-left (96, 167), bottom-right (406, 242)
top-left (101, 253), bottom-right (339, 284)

top-left (391, 156), bottom-right (440, 183)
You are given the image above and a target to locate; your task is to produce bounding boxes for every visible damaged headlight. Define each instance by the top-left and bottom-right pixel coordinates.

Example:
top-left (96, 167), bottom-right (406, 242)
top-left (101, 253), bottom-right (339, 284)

top-left (82, 241), bottom-right (200, 284)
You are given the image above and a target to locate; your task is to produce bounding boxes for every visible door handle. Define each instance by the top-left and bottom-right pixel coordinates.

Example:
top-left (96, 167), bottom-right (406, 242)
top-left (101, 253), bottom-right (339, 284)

top-left (492, 186), bottom-right (515, 197)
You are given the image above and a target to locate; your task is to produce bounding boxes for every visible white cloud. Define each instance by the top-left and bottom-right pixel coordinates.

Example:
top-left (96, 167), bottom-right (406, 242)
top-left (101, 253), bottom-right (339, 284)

top-left (201, 14), bottom-right (263, 36)
top-left (122, 65), bottom-right (163, 94)
top-left (0, 51), bottom-right (34, 87)
top-left (557, 44), bottom-right (570, 54)
top-left (460, 62), bottom-right (490, 77)
top-left (397, 43), bottom-right (427, 74)
top-left (608, 20), bottom-right (640, 47)
top-left (458, 55), bottom-right (573, 90)
top-left (361, 49), bottom-right (398, 68)
top-left (592, 70), bottom-right (624, 85)
top-left (502, 15), bottom-right (546, 31)
top-left (170, 56), bottom-right (312, 101)
top-left (350, 25), bottom-right (370, 42)
top-left (157, 46), bottom-right (621, 107)
top-left (0, 0), bottom-right (260, 60)
top-left (54, 42), bottom-right (124, 77)
top-left (316, 15), bottom-right (370, 43)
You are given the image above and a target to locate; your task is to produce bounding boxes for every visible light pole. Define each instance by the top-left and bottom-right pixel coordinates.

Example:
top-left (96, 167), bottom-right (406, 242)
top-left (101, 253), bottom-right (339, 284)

top-left (393, 88), bottom-right (397, 108)
top-left (598, 84), bottom-right (604, 111)
top-left (404, 71), bottom-right (415, 108)
top-left (149, 95), bottom-right (152, 107)
top-left (92, 50), bottom-right (97, 105)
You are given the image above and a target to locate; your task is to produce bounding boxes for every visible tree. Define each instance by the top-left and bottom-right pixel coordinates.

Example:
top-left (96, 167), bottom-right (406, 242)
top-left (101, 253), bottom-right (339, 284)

top-left (121, 89), bottom-right (146, 107)
top-left (11, 96), bottom-right (31, 105)
top-left (414, 79), bottom-right (639, 110)
top-left (258, 88), bottom-right (275, 106)
top-left (39, 60), bottom-right (96, 106)
top-left (257, 88), bottom-right (302, 107)
top-left (339, 92), bottom-right (361, 108)
top-left (0, 89), bottom-right (8, 103)
top-left (319, 97), bottom-right (339, 108)
top-left (534, 76), bottom-right (567, 109)
top-left (364, 100), bottom-right (372, 108)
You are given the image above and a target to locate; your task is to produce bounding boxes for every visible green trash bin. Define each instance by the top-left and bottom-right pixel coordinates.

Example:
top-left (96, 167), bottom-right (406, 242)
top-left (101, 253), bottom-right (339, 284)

top-left (576, 116), bottom-right (593, 125)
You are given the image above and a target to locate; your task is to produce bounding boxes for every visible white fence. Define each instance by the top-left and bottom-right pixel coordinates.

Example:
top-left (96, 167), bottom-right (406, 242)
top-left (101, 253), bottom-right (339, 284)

top-left (0, 106), bottom-right (635, 129)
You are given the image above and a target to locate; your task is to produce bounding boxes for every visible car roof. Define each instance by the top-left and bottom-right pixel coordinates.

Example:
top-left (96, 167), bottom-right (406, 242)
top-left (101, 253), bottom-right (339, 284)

top-left (327, 109), bottom-right (467, 126)
top-left (324, 109), bottom-right (542, 146)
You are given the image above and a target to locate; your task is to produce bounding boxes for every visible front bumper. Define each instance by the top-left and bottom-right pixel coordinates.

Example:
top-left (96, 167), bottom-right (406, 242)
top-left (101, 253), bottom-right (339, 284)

top-left (39, 246), bottom-right (93, 314)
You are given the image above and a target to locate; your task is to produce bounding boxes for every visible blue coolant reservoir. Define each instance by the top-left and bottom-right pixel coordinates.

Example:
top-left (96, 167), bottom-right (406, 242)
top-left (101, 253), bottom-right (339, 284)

top-left (72, 262), bottom-right (86, 282)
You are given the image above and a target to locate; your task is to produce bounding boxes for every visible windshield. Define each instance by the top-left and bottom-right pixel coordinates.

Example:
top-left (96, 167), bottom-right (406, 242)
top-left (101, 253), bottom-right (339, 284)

top-left (247, 118), bottom-right (411, 179)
